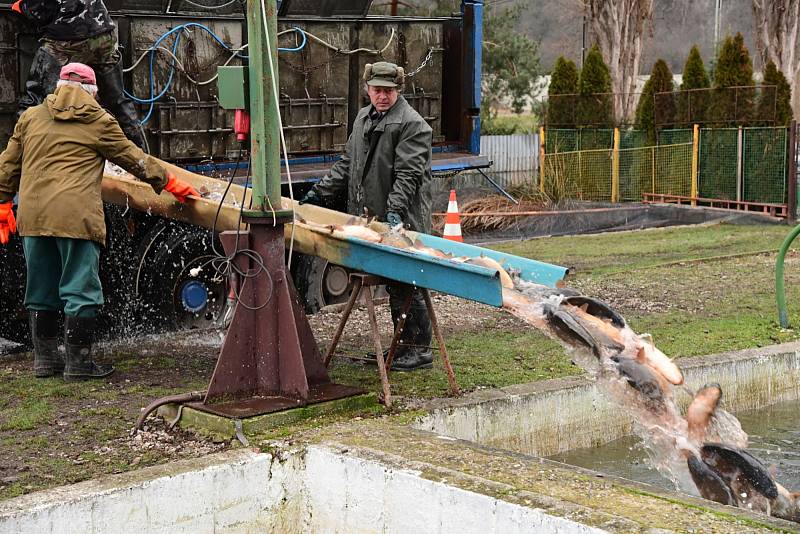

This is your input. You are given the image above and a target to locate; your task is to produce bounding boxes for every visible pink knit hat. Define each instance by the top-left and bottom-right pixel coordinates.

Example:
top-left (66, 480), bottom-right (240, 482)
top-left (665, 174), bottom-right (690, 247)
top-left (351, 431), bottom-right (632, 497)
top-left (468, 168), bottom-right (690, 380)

top-left (59, 63), bottom-right (96, 85)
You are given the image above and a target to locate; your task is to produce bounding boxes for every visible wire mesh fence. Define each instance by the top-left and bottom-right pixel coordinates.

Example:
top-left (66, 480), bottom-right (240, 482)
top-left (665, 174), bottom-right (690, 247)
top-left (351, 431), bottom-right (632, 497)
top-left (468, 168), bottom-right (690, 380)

top-left (541, 126), bottom-right (789, 208)
top-left (742, 127), bottom-right (787, 204)
top-left (542, 142), bottom-right (692, 202)
top-left (654, 86), bottom-right (777, 128)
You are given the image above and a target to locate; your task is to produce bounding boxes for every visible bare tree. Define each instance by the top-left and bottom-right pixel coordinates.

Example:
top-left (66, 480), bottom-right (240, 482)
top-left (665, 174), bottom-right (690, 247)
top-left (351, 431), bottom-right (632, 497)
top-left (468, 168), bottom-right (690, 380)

top-left (581, 0), bottom-right (655, 123)
top-left (752, 0), bottom-right (800, 117)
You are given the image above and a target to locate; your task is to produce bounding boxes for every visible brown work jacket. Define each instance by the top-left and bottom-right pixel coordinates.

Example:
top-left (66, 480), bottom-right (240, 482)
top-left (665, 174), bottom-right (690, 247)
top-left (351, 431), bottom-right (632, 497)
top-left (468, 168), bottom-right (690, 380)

top-left (0, 84), bottom-right (167, 244)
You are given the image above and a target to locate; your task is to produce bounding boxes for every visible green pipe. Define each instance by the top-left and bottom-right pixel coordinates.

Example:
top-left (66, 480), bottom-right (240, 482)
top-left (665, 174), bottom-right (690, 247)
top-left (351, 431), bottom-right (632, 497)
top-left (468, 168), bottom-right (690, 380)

top-left (776, 223), bottom-right (800, 328)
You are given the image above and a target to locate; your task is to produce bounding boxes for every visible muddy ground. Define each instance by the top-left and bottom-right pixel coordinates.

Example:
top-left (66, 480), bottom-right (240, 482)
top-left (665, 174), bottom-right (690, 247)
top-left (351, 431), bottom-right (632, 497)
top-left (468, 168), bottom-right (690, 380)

top-left (2, 223), bottom-right (800, 500)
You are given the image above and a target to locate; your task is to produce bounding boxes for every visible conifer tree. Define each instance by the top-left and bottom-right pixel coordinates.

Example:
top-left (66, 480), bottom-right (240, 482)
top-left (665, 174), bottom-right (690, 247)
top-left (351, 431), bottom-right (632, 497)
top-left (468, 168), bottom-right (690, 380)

top-left (759, 60), bottom-right (793, 126)
top-left (578, 45), bottom-right (613, 127)
top-left (547, 56), bottom-right (579, 127)
top-left (678, 45), bottom-right (711, 126)
top-left (636, 59), bottom-right (674, 143)
top-left (711, 33), bottom-right (756, 125)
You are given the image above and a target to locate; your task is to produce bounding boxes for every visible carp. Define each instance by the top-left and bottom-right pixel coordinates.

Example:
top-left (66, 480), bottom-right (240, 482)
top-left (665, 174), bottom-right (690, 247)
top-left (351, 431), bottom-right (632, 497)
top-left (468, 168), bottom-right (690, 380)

top-left (465, 255), bottom-right (515, 289)
top-left (686, 384), bottom-right (722, 444)
top-left (611, 355), bottom-right (671, 414)
top-left (686, 453), bottom-right (736, 506)
top-left (634, 336), bottom-right (684, 386)
top-left (700, 443), bottom-right (778, 502)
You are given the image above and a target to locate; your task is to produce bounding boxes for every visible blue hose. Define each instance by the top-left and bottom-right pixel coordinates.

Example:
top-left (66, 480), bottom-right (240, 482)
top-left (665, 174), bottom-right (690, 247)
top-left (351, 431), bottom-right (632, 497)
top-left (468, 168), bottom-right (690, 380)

top-left (125, 25), bottom-right (307, 125)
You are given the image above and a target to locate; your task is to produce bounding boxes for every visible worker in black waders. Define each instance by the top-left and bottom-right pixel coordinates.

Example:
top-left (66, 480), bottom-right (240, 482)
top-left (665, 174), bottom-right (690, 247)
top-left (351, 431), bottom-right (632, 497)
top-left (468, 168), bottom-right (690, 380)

top-left (12, 0), bottom-right (146, 148)
top-left (0, 63), bottom-right (198, 381)
top-left (299, 61), bottom-right (435, 372)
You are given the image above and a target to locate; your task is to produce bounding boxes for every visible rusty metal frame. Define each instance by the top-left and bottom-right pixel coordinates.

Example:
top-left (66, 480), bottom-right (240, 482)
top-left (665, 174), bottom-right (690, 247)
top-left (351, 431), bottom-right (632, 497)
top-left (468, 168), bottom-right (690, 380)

top-left (190, 216), bottom-right (363, 419)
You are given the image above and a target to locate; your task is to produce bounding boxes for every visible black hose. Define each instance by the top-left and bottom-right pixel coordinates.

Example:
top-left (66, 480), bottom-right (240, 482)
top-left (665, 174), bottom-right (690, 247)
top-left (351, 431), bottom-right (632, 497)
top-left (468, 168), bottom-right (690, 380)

top-left (135, 391), bottom-right (206, 431)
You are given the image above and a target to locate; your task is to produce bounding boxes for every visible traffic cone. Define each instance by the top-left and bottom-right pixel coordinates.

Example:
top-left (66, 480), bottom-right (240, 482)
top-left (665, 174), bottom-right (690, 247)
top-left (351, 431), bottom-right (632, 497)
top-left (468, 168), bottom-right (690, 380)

top-left (442, 189), bottom-right (463, 242)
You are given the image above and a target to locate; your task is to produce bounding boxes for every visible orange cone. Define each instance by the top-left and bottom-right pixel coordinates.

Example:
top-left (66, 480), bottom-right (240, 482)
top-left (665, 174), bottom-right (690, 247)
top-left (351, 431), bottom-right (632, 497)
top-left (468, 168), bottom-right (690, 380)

top-left (442, 189), bottom-right (463, 242)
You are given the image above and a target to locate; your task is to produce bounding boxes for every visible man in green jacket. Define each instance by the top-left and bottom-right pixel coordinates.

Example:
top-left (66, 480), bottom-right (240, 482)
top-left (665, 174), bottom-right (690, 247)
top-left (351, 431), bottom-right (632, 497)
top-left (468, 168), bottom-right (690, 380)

top-left (300, 61), bottom-right (434, 371)
top-left (0, 62), bottom-right (198, 381)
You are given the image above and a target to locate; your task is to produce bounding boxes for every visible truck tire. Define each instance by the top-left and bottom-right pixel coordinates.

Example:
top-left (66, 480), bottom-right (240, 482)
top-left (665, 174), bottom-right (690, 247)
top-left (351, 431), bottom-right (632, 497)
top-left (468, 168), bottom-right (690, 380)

top-left (291, 253), bottom-right (353, 313)
top-left (134, 219), bottom-right (229, 331)
top-left (0, 234), bottom-right (30, 345)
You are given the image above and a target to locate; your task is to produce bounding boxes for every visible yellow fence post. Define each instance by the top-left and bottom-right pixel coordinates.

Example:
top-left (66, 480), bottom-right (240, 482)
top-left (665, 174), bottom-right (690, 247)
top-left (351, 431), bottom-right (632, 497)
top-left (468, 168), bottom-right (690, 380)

top-left (539, 127), bottom-right (546, 192)
top-left (691, 124), bottom-right (699, 206)
top-left (611, 128), bottom-right (620, 202)
top-left (651, 146), bottom-right (656, 196)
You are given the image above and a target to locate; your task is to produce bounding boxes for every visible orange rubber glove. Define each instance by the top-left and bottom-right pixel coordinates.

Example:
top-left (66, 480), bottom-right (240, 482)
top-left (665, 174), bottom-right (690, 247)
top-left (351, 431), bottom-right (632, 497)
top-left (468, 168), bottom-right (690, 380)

top-left (0, 202), bottom-right (17, 245)
top-left (164, 173), bottom-right (199, 203)
top-left (11, 0), bottom-right (22, 14)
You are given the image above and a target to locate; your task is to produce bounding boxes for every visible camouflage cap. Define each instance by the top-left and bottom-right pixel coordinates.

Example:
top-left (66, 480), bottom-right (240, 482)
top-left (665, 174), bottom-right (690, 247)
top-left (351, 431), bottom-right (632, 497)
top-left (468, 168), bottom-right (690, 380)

top-left (363, 61), bottom-right (405, 88)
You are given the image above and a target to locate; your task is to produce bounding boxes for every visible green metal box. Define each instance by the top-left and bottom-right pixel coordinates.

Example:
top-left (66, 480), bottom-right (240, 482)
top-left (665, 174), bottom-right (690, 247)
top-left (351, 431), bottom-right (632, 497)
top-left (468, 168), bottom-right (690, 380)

top-left (216, 66), bottom-right (249, 110)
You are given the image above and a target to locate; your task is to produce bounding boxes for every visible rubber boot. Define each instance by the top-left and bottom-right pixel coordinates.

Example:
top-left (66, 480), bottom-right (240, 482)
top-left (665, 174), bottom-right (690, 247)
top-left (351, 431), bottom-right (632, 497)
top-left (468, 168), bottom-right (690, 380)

top-left (366, 285), bottom-right (433, 371)
top-left (30, 310), bottom-right (64, 378)
top-left (18, 47), bottom-right (62, 118)
top-left (389, 292), bottom-right (433, 372)
top-left (95, 58), bottom-right (146, 149)
top-left (63, 315), bottom-right (114, 381)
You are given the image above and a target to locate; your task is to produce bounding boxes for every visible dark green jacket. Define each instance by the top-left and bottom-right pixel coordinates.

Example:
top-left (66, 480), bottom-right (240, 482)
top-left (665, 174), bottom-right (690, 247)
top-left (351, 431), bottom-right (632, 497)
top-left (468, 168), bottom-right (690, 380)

top-left (314, 96), bottom-right (433, 233)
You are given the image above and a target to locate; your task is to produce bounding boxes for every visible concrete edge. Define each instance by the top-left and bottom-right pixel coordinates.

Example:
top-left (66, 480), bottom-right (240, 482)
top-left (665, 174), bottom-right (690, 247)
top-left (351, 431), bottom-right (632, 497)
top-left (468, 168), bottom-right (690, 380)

top-left (420, 341), bottom-right (800, 413)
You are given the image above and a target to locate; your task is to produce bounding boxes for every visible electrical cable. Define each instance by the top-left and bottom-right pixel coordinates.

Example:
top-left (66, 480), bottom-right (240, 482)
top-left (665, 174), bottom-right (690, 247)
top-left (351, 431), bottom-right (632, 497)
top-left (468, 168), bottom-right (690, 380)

top-left (123, 24), bottom-right (306, 124)
top-left (302, 27), bottom-right (395, 55)
top-left (260, 0), bottom-right (297, 269)
top-left (180, 0), bottom-right (239, 9)
top-left (200, 147), bottom-right (274, 312)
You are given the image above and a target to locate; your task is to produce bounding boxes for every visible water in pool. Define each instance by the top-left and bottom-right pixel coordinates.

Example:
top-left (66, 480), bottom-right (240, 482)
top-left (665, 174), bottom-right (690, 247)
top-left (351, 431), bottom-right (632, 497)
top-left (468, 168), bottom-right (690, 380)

top-left (548, 398), bottom-right (800, 493)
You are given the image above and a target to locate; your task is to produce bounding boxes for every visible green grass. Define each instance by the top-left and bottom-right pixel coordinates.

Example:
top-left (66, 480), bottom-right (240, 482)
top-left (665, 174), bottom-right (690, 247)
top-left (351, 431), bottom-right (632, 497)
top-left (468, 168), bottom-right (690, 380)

top-left (490, 223), bottom-right (792, 275)
top-left (329, 222), bottom-right (800, 399)
top-left (0, 398), bottom-right (55, 431)
top-left (330, 329), bottom-right (577, 399)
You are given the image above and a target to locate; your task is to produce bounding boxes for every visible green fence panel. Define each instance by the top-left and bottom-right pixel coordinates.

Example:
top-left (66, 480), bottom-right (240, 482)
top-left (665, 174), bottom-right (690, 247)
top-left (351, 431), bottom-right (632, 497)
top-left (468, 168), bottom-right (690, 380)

top-left (578, 129), bottom-right (614, 151)
top-left (699, 128), bottom-right (739, 200)
top-left (545, 129), bottom-right (578, 153)
top-left (620, 129), bottom-right (649, 150)
top-left (743, 127), bottom-right (786, 204)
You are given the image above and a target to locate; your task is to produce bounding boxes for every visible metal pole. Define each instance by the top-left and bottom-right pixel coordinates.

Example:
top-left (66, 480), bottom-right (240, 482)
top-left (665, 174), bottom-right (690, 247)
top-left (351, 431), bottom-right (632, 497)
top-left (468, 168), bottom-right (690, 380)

top-left (581, 13), bottom-right (587, 69)
top-left (714, 0), bottom-right (722, 55)
top-left (776, 222), bottom-right (800, 328)
top-left (611, 128), bottom-right (620, 202)
top-left (787, 120), bottom-right (797, 222)
top-left (539, 126), bottom-right (546, 192)
top-left (476, 168), bottom-right (518, 204)
top-left (246, 0), bottom-right (281, 211)
top-left (736, 126), bottom-right (743, 202)
top-left (691, 124), bottom-right (700, 206)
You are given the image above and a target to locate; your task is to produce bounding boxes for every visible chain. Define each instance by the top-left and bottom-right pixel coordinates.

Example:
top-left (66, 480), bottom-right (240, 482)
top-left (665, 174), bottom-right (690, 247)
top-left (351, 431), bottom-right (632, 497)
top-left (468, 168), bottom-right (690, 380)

top-left (279, 56), bottom-right (333, 76)
top-left (406, 47), bottom-right (439, 78)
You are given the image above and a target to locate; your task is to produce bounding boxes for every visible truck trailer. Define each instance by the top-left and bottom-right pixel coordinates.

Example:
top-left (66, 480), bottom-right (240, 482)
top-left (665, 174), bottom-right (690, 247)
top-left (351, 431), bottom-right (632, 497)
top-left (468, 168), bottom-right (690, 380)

top-left (0, 0), bottom-right (488, 344)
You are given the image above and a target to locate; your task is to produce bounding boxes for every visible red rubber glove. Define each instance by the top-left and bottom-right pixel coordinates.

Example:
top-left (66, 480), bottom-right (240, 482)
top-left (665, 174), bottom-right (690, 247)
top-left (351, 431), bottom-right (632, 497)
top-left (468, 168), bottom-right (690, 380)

top-left (164, 173), bottom-right (199, 203)
top-left (0, 202), bottom-right (17, 245)
top-left (11, 1), bottom-right (22, 14)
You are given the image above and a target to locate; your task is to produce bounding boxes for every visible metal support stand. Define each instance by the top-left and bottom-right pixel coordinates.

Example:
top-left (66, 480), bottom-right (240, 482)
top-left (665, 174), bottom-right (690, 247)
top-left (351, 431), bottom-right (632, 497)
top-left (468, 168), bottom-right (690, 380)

top-left (189, 215), bottom-right (363, 418)
top-left (324, 273), bottom-right (460, 408)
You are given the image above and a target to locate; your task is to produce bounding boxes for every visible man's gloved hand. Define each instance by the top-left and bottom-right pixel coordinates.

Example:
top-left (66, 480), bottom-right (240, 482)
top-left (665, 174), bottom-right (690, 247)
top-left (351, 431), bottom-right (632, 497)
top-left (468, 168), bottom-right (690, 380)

top-left (11, 1), bottom-right (22, 14)
top-left (164, 173), bottom-right (199, 203)
top-left (298, 189), bottom-right (323, 206)
top-left (386, 211), bottom-right (403, 228)
top-left (0, 202), bottom-right (17, 245)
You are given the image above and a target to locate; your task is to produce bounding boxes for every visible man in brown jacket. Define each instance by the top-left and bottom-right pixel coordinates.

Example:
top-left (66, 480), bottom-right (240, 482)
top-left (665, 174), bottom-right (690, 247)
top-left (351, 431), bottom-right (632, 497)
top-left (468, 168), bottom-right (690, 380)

top-left (0, 62), bottom-right (198, 381)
